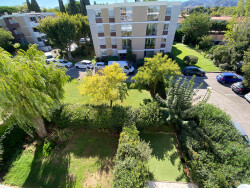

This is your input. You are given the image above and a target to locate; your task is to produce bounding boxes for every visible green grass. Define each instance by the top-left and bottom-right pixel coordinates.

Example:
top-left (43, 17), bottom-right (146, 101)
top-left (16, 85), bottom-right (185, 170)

top-left (171, 43), bottom-right (221, 72)
top-left (4, 129), bottom-right (118, 188)
top-left (63, 79), bottom-right (152, 107)
top-left (141, 133), bottom-right (189, 182)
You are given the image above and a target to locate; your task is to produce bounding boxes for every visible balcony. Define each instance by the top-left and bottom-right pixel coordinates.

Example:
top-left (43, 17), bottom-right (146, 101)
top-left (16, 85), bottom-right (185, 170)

top-left (34, 31), bottom-right (46, 38)
top-left (122, 45), bottom-right (131, 50)
top-left (30, 21), bottom-right (39, 28)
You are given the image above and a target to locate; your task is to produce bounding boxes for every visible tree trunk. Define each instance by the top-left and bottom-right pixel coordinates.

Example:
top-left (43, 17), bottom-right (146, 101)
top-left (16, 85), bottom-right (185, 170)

top-left (110, 100), bottom-right (113, 107)
top-left (34, 117), bottom-right (48, 138)
top-left (66, 45), bottom-right (73, 61)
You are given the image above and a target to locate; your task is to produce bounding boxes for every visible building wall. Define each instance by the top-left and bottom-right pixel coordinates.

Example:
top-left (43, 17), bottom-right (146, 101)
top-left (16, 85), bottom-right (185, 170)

top-left (87, 1), bottom-right (181, 60)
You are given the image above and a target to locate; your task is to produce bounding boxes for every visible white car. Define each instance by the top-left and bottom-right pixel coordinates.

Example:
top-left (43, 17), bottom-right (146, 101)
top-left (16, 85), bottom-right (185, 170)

top-left (95, 62), bottom-right (105, 69)
top-left (54, 59), bottom-right (73, 68)
top-left (75, 60), bottom-right (93, 69)
top-left (80, 38), bottom-right (85, 44)
top-left (44, 52), bottom-right (55, 63)
top-left (245, 92), bottom-right (250, 102)
top-left (108, 61), bottom-right (134, 75)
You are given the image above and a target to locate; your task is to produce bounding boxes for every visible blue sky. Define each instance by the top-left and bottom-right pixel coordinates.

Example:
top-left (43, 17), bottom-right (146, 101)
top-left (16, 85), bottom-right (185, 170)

top-left (0, 0), bottom-right (187, 8)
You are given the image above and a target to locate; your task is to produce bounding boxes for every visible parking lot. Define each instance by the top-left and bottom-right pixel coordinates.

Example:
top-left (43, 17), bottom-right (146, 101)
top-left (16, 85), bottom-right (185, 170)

top-left (191, 73), bottom-right (250, 137)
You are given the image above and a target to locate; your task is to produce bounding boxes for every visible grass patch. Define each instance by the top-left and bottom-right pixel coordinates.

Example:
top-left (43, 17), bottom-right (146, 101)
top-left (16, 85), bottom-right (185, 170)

top-left (63, 79), bottom-right (152, 107)
top-left (141, 133), bottom-right (189, 182)
top-left (4, 129), bottom-right (118, 188)
top-left (171, 43), bottom-right (220, 72)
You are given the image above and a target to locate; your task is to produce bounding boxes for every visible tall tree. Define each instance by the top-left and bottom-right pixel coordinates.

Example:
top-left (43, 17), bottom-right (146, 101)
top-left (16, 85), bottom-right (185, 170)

top-left (26, 0), bottom-right (32, 12)
top-left (235, 0), bottom-right (245, 17)
top-left (0, 28), bottom-right (14, 52)
top-left (0, 45), bottom-right (68, 138)
top-left (80, 0), bottom-right (87, 15)
top-left (67, 0), bottom-right (78, 15)
top-left (30, 0), bottom-right (41, 12)
top-left (94, 1), bottom-right (97, 5)
top-left (58, 0), bottom-right (66, 13)
top-left (181, 12), bottom-right (211, 45)
top-left (38, 13), bottom-right (89, 60)
top-left (131, 53), bottom-right (181, 95)
top-left (78, 63), bottom-right (128, 106)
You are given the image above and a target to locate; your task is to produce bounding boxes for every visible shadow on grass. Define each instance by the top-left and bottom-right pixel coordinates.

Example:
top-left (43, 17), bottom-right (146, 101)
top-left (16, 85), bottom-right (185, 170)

top-left (22, 129), bottom-right (118, 188)
top-left (171, 46), bottom-right (187, 70)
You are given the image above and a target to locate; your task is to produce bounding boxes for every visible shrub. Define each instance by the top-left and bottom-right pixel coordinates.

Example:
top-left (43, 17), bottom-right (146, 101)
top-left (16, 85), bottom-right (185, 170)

top-left (174, 30), bottom-right (183, 42)
top-left (136, 59), bottom-right (144, 67)
top-left (212, 45), bottom-right (232, 67)
top-left (219, 63), bottom-right (230, 70)
top-left (183, 55), bottom-right (198, 66)
top-left (42, 141), bottom-right (55, 157)
top-left (199, 35), bottom-right (213, 51)
top-left (112, 125), bottom-right (152, 188)
top-left (96, 56), bottom-right (119, 64)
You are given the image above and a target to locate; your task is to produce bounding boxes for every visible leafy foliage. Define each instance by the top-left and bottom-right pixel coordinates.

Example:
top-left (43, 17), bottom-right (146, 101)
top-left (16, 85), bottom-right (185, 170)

top-left (179, 103), bottom-right (250, 187)
top-left (132, 53), bottom-right (180, 95)
top-left (183, 55), bottom-right (198, 66)
top-left (126, 47), bottom-right (133, 61)
top-left (112, 125), bottom-right (152, 188)
top-left (199, 35), bottom-right (213, 51)
top-left (0, 45), bottom-right (68, 137)
top-left (30, 0), bottom-right (41, 12)
top-left (78, 63), bottom-right (128, 106)
top-left (0, 6), bottom-right (19, 15)
top-left (58, 0), bottom-right (66, 13)
top-left (213, 45), bottom-right (232, 69)
top-left (211, 20), bottom-right (228, 31)
top-left (0, 28), bottom-right (14, 52)
top-left (42, 141), bottom-right (55, 157)
top-left (242, 61), bottom-right (250, 87)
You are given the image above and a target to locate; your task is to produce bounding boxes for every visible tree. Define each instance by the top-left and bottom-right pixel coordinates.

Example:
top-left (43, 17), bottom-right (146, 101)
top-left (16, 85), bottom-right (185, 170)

top-left (30, 0), bottom-right (41, 12)
top-left (242, 62), bottom-right (250, 87)
top-left (131, 53), bottom-right (181, 95)
top-left (58, 0), bottom-right (66, 13)
top-left (183, 55), bottom-right (198, 65)
top-left (199, 35), bottom-right (213, 51)
top-left (181, 13), bottom-right (211, 45)
top-left (78, 63), bottom-right (128, 106)
top-left (0, 6), bottom-right (19, 15)
top-left (80, 0), bottom-right (87, 15)
top-left (94, 1), bottom-right (96, 5)
top-left (38, 13), bottom-right (88, 60)
top-left (126, 47), bottom-right (133, 61)
top-left (0, 28), bottom-right (14, 52)
top-left (213, 45), bottom-right (232, 69)
top-left (235, 0), bottom-right (245, 17)
top-left (67, 0), bottom-right (78, 15)
top-left (26, 0), bottom-right (32, 12)
top-left (0, 45), bottom-right (68, 138)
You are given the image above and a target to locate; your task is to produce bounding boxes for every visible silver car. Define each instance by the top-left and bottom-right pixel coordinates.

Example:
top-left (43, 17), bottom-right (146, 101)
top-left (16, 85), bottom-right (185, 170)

top-left (245, 92), bottom-right (250, 102)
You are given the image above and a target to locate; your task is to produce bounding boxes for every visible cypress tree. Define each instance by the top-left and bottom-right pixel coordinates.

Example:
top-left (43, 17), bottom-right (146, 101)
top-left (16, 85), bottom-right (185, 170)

top-left (86, 0), bottom-right (90, 5)
top-left (58, 0), bottom-right (66, 13)
top-left (31, 0), bottom-right (41, 12)
top-left (26, 0), bottom-right (32, 12)
top-left (68, 0), bottom-right (78, 15)
top-left (80, 0), bottom-right (87, 15)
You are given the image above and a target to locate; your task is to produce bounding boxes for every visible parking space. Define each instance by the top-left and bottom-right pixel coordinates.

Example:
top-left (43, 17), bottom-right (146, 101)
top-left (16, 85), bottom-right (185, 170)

top-left (190, 73), bottom-right (250, 137)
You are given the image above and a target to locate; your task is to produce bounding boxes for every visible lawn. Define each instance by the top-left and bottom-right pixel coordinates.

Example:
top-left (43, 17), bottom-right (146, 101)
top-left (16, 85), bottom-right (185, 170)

top-left (141, 133), bottom-right (189, 182)
top-left (3, 129), bottom-right (118, 188)
top-left (171, 43), bottom-right (221, 72)
top-left (63, 79), bottom-right (152, 107)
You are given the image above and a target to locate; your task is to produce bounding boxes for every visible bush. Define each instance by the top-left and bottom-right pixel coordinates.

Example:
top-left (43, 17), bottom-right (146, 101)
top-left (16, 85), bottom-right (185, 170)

top-left (178, 103), bottom-right (250, 187)
top-left (42, 141), bottom-right (55, 157)
top-left (96, 56), bottom-right (119, 64)
top-left (112, 125), bottom-right (152, 188)
top-left (174, 30), bottom-right (183, 42)
top-left (183, 55), bottom-right (198, 66)
top-left (213, 45), bottom-right (232, 67)
top-left (72, 46), bottom-right (87, 57)
top-left (0, 125), bottom-right (27, 170)
top-left (219, 63), bottom-right (230, 70)
top-left (136, 59), bottom-right (144, 67)
top-left (199, 35), bottom-right (213, 51)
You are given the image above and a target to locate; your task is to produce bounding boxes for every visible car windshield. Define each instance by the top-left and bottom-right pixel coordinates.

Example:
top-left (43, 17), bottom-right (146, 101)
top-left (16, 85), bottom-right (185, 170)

top-left (46, 55), bottom-right (53, 59)
top-left (236, 82), bottom-right (243, 88)
top-left (219, 74), bottom-right (224, 77)
top-left (198, 68), bottom-right (204, 72)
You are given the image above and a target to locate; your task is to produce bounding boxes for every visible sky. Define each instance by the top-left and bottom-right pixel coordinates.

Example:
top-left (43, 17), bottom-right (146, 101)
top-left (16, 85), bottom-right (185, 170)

top-left (0, 0), bottom-right (187, 8)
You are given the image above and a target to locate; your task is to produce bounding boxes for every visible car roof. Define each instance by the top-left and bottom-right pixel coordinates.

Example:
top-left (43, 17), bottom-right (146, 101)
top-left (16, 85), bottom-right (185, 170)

top-left (108, 61), bottom-right (127, 65)
top-left (221, 72), bottom-right (236, 76)
top-left (80, 60), bottom-right (92, 63)
top-left (232, 121), bottom-right (247, 136)
top-left (44, 52), bottom-right (52, 55)
top-left (96, 62), bottom-right (104, 64)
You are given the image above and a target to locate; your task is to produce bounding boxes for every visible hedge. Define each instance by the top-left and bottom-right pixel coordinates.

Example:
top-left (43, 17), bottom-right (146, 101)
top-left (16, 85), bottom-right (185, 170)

top-left (112, 125), bottom-right (152, 188)
top-left (183, 55), bottom-right (198, 66)
top-left (179, 103), bottom-right (250, 187)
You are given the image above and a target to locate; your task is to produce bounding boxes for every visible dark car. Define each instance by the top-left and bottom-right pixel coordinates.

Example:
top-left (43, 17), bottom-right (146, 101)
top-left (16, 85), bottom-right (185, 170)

top-left (231, 82), bottom-right (250, 94)
top-left (232, 121), bottom-right (250, 146)
top-left (183, 66), bottom-right (206, 76)
top-left (216, 72), bottom-right (243, 84)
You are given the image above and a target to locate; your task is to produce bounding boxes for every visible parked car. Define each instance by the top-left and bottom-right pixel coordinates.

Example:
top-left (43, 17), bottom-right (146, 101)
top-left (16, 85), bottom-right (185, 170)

top-left (80, 38), bottom-right (85, 44)
top-left (75, 60), bottom-right (93, 69)
top-left (245, 92), bottom-right (250, 102)
top-left (95, 62), bottom-right (105, 69)
top-left (44, 52), bottom-right (55, 63)
top-left (54, 59), bottom-right (73, 68)
top-left (232, 121), bottom-right (250, 146)
top-left (183, 66), bottom-right (206, 76)
top-left (232, 82), bottom-right (250, 94)
top-left (108, 61), bottom-right (134, 75)
top-left (216, 72), bottom-right (243, 84)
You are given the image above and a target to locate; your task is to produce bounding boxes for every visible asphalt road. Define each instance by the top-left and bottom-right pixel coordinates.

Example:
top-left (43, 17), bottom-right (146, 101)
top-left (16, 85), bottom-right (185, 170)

top-left (191, 73), bottom-right (250, 137)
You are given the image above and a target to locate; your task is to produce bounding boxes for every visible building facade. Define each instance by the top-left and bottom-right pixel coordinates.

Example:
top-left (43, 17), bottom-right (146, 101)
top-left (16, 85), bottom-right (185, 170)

top-left (0, 12), bottom-right (55, 51)
top-left (87, 1), bottom-right (181, 60)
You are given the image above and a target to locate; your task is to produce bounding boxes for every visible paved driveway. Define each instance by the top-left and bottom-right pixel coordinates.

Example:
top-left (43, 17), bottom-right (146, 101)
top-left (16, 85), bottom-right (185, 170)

top-left (189, 73), bottom-right (250, 137)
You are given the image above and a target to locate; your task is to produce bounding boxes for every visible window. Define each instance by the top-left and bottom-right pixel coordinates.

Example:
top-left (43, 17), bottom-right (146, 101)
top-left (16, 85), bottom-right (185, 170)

top-left (121, 24), bottom-right (132, 37)
top-left (161, 38), bottom-right (167, 43)
top-left (97, 25), bottom-right (104, 33)
top-left (108, 8), bottom-right (114, 18)
top-left (166, 7), bottom-right (172, 15)
top-left (148, 14), bottom-right (159, 21)
top-left (95, 9), bottom-right (102, 18)
top-left (113, 50), bottom-right (118, 56)
top-left (144, 51), bottom-right (155, 57)
top-left (148, 6), bottom-right (160, 13)
top-left (122, 39), bottom-right (131, 49)
top-left (145, 38), bottom-right (155, 49)
top-left (111, 38), bottom-right (117, 45)
top-left (120, 7), bottom-right (132, 22)
top-left (9, 18), bottom-right (17, 24)
top-left (163, 24), bottom-right (169, 31)
top-left (30, 17), bottom-right (36, 22)
top-left (146, 23), bottom-right (157, 36)
top-left (147, 6), bottom-right (159, 21)
top-left (110, 24), bottom-right (116, 32)
top-left (101, 50), bottom-right (107, 56)
top-left (99, 38), bottom-right (106, 45)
